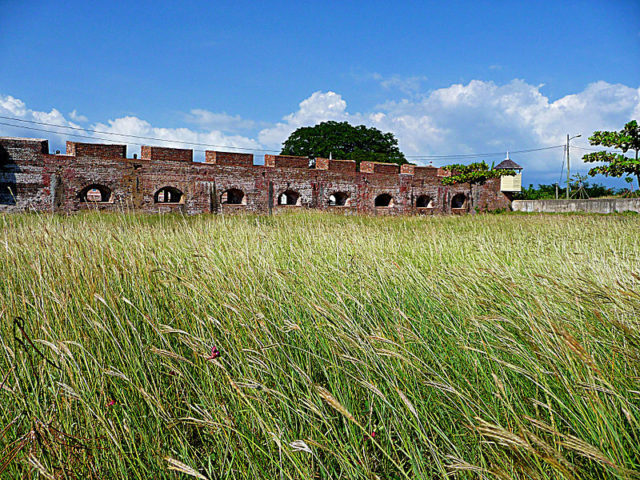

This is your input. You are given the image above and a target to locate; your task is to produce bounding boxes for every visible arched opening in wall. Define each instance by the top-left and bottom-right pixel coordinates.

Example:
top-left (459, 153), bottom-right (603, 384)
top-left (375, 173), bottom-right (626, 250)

top-left (451, 193), bottom-right (467, 209)
top-left (78, 184), bottom-right (112, 203)
top-left (278, 190), bottom-right (300, 206)
top-left (374, 193), bottom-right (393, 207)
top-left (221, 188), bottom-right (245, 205)
top-left (154, 186), bottom-right (184, 204)
top-left (416, 195), bottom-right (434, 208)
top-left (328, 192), bottom-right (349, 206)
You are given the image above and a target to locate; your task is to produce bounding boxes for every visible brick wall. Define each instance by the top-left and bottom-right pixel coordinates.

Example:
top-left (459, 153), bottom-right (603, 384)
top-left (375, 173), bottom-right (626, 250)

top-left (264, 154), bottom-right (310, 169)
top-left (360, 161), bottom-right (400, 175)
top-left (315, 157), bottom-right (357, 173)
top-left (67, 141), bottom-right (126, 159)
top-left (205, 151), bottom-right (254, 166)
top-left (141, 146), bottom-right (193, 162)
top-left (1, 136), bottom-right (513, 215)
top-left (401, 164), bottom-right (438, 179)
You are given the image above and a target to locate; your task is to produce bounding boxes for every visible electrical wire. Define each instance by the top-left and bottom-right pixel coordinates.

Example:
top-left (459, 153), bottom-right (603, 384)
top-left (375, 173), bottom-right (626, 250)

top-left (405, 144), bottom-right (564, 159)
top-left (0, 114), bottom-right (571, 160)
top-left (572, 145), bottom-right (625, 153)
top-left (0, 115), bottom-right (279, 152)
top-left (0, 122), bottom-right (218, 153)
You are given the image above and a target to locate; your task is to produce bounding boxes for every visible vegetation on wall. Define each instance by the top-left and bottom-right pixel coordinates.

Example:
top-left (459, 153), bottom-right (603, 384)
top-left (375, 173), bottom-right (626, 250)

top-left (281, 121), bottom-right (407, 167)
top-left (440, 161), bottom-right (514, 186)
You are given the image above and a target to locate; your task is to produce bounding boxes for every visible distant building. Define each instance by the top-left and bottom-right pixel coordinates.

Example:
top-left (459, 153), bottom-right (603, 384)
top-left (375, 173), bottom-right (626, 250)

top-left (495, 153), bottom-right (523, 193)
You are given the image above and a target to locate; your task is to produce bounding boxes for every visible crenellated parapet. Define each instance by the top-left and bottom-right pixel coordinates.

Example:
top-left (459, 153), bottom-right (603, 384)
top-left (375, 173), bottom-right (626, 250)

top-left (205, 151), bottom-right (254, 166)
top-left (66, 141), bottom-right (126, 159)
top-left (1, 136), bottom-right (514, 215)
top-left (264, 154), bottom-right (309, 169)
top-left (315, 157), bottom-right (356, 173)
top-left (141, 145), bottom-right (193, 162)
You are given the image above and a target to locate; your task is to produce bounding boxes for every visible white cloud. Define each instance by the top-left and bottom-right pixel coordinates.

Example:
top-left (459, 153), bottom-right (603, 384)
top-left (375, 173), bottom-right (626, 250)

top-left (93, 116), bottom-right (261, 158)
top-left (0, 95), bottom-right (83, 147)
top-left (379, 74), bottom-right (429, 94)
top-left (69, 109), bottom-right (88, 122)
top-left (258, 91), bottom-right (349, 147)
top-left (255, 80), bottom-right (638, 180)
top-left (0, 95), bottom-right (262, 160)
top-left (2, 79), bottom-right (639, 182)
top-left (184, 109), bottom-right (258, 132)
top-left (373, 79), bottom-right (640, 176)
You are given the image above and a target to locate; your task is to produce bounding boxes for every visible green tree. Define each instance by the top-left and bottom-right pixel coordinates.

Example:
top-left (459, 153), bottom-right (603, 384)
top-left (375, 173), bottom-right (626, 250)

top-left (280, 121), bottom-right (406, 166)
top-left (441, 161), bottom-right (515, 212)
top-left (583, 120), bottom-right (640, 190)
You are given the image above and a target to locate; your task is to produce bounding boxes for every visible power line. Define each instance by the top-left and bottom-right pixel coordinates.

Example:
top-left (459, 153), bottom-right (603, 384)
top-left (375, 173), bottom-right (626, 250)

top-left (572, 145), bottom-right (625, 153)
top-left (0, 115), bottom-right (280, 152)
top-left (0, 114), bottom-right (568, 160)
top-left (0, 121), bottom-right (216, 153)
top-left (405, 144), bottom-right (564, 159)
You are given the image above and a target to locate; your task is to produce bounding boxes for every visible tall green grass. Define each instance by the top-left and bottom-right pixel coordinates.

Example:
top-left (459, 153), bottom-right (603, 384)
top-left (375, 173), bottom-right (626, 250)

top-left (1, 212), bottom-right (639, 479)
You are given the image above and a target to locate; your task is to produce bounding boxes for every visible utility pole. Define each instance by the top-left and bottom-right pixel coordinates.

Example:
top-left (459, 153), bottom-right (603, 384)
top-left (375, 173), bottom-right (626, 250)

top-left (565, 133), bottom-right (581, 200)
top-left (566, 134), bottom-right (570, 200)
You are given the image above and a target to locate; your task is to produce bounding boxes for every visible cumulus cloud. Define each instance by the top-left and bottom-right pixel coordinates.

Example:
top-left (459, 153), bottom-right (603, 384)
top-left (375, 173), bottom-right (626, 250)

top-left (378, 74), bottom-right (429, 94)
top-left (69, 109), bottom-right (88, 122)
top-left (0, 95), bottom-right (262, 160)
top-left (92, 116), bottom-right (261, 158)
top-left (2, 79), bottom-right (639, 182)
top-left (184, 109), bottom-right (258, 132)
top-left (256, 80), bottom-right (639, 181)
top-left (0, 95), bottom-right (84, 147)
top-left (258, 91), bottom-right (349, 146)
top-left (375, 80), bottom-right (639, 177)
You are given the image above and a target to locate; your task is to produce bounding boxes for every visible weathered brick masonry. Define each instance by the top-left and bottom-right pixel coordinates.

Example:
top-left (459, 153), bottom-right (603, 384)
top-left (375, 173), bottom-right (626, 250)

top-left (0, 136), bottom-right (513, 215)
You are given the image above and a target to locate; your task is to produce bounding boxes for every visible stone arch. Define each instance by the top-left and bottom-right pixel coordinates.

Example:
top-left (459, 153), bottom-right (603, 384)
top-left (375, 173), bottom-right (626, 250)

top-left (328, 191), bottom-right (349, 206)
top-left (221, 188), bottom-right (245, 205)
top-left (451, 193), bottom-right (467, 209)
top-left (154, 186), bottom-right (184, 204)
top-left (374, 193), bottom-right (393, 207)
top-left (416, 195), bottom-right (434, 208)
top-left (278, 190), bottom-right (301, 206)
top-left (78, 184), bottom-right (112, 203)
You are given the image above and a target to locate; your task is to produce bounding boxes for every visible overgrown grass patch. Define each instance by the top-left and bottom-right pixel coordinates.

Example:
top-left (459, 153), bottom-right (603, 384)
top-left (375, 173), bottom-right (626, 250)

top-left (1, 212), bottom-right (639, 479)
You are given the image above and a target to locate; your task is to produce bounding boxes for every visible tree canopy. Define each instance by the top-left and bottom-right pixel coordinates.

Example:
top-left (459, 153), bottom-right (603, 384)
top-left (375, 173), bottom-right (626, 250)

top-left (280, 121), bottom-right (406, 166)
top-left (583, 120), bottom-right (640, 190)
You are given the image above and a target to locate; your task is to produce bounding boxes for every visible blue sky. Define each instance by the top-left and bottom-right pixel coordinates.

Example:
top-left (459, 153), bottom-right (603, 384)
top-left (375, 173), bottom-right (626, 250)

top-left (1, 0), bottom-right (639, 187)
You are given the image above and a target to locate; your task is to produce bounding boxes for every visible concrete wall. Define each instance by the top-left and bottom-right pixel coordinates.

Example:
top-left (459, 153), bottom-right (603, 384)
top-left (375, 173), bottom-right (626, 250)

top-left (1, 136), bottom-right (514, 215)
top-left (512, 198), bottom-right (640, 214)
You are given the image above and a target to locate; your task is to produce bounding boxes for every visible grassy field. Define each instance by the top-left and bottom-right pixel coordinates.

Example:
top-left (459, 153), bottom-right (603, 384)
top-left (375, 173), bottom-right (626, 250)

top-left (1, 212), bottom-right (639, 479)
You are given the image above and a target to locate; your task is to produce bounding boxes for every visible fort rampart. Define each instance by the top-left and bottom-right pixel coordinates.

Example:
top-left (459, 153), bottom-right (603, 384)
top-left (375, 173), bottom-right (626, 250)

top-left (0, 137), bottom-right (513, 215)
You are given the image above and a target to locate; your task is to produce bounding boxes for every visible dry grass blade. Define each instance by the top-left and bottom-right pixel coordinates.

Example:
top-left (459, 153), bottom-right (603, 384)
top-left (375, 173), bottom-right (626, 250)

top-left (165, 457), bottom-right (210, 480)
top-left (315, 386), bottom-right (357, 424)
